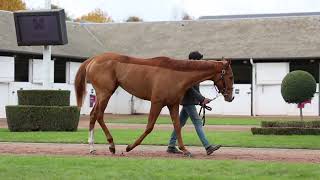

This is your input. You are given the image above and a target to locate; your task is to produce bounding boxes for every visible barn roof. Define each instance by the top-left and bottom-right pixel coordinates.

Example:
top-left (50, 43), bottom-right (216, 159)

top-left (0, 10), bottom-right (320, 60)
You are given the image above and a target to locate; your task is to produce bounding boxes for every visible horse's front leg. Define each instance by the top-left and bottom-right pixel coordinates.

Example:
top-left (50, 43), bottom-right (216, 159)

top-left (126, 102), bottom-right (163, 152)
top-left (168, 104), bottom-right (191, 157)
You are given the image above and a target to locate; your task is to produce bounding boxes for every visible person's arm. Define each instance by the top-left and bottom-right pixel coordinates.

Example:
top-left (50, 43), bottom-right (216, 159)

top-left (186, 86), bottom-right (211, 105)
top-left (186, 87), bottom-right (205, 103)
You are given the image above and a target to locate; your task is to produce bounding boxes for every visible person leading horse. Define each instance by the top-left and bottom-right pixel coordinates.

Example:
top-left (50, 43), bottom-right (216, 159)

top-left (75, 52), bottom-right (234, 156)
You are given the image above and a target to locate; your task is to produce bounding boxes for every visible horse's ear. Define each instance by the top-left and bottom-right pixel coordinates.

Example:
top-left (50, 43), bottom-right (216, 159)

top-left (222, 57), bottom-right (230, 66)
top-left (227, 59), bottom-right (231, 66)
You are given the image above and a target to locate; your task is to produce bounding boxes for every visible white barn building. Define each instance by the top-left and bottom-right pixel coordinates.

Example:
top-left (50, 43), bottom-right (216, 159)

top-left (0, 10), bottom-right (319, 117)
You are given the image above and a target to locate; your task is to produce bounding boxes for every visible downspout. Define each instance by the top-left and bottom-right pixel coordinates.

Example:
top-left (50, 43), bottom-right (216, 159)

top-left (250, 58), bottom-right (256, 116)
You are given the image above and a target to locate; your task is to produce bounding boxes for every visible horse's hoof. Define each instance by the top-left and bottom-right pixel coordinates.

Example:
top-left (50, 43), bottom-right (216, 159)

top-left (126, 145), bottom-right (132, 152)
top-left (89, 149), bottom-right (96, 155)
top-left (183, 151), bottom-right (193, 158)
top-left (109, 146), bottom-right (116, 154)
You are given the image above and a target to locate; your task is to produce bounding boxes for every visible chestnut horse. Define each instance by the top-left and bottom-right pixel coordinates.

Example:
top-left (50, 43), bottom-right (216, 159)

top-left (75, 52), bottom-right (234, 155)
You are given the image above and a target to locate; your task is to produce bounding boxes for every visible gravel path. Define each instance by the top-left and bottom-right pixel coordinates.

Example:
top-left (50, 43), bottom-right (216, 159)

top-left (2, 115), bottom-right (318, 164)
top-left (1, 142), bottom-right (319, 163)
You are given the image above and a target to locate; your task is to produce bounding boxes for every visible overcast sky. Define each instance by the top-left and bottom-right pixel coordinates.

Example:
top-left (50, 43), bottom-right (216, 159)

top-left (23, 0), bottom-right (320, 22)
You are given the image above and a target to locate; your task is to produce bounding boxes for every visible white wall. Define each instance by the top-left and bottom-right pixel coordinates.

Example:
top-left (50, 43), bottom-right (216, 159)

top-left (31, 59), bottom-right (54, 85)
top-left (0, 56), bottom-right (14, 82)
top-left (0, 56), bottom-right (14, 117)
top-left (66, 62), bottom-right (81, 84)
top-left (256, 63), bottom-right (289, 85)
top-left (287, 86), bottom-right (319, 116)
top-left (105, 87), bottom-right (132, 114)
top-left (197, 83), bottom-right (251, 115)
top-left (254, 62), bottom-right (319, 116)
top-left (0, 56), bottom-right (319, 118)
top-left (255, 63), bottom-right (289, 115)
top-left (0, 83), bottom-right (9, 117)
top-left (256, 85), bottom-right (288, 115)
top-left (131, 83), bottom-right (252, 116)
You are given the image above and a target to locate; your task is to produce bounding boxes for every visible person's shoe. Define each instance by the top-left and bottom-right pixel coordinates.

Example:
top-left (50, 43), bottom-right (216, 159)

top-left (166, 146), bottom-right (183, 154)
top-left (206, 145), bottom-right (222, 155)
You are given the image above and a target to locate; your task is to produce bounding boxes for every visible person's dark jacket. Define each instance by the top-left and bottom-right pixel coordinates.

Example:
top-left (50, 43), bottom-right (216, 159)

top-left (181, 51), bottom-right (205, 105)
top-left (181, 84), bottom-right (205, 105)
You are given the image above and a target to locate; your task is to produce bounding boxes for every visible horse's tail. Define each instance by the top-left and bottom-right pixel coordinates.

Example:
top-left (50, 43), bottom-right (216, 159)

top-left (75, 58), bottom-right (93, 108)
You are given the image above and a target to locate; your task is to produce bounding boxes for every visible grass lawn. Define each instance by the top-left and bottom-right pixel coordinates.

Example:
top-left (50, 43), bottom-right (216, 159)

top-left (0, 155), bottom-right (319, 180)
top-left (1, 128), bottom-right (320, 149)
top-left (106, 116), bottom-right (319, 125)
top-left (107, 116), bottom-right (262, 125)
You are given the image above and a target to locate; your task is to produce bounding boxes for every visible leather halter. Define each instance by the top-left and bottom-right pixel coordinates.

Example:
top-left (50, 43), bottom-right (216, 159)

top-left (215, 63), bottom-right (229, 96)
top-left (200, 62), bottom-right (232, 126)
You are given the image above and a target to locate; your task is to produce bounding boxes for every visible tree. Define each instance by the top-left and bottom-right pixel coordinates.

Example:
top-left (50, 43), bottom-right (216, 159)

top-left (51, 4), bottom-right (72, 21)
top-left (76, 8), bottom-right (112, 23)
top-left (0, 0), bottom-right (26, 11)
top-left (126, 16), bottom-right (143, 22)
top-left (281, 70), bottom-right (316, 120)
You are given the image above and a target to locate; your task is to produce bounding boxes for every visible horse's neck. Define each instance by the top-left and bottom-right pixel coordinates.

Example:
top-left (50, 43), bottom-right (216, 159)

top-left (181, 61), bottom-right (221, 88)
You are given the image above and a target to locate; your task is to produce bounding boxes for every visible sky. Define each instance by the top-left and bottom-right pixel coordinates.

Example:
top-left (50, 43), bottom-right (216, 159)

top-left (23, 0), bottom-right (320, 22)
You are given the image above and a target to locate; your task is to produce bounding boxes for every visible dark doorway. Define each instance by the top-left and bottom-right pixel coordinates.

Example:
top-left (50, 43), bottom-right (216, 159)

top-left (290, 61), bottom-right (319, 83)
top-left (14, 56), bottom-right (29, 82)
top-left (54, 59), bottom-right (66, 83)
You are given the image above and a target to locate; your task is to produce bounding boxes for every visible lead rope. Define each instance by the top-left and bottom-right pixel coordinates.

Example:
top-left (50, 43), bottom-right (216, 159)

top-left (199, 64), bottom-right (227, 126)
top-left (199, 104), bottom-right (212, 126)
top-left (199, 86), bottom-right (221, 126)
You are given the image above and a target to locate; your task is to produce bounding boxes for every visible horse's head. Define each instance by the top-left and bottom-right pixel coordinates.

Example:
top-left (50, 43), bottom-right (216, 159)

top-left (213, 58), bottom-right (234, 102)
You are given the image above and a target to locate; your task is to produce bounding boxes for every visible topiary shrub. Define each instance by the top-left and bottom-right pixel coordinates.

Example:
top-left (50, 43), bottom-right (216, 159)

top-left (6, 90), bottom-right (80, 132)
top-left (281, 70), bottom-right (316, 103)
top-left (281, 70), bottom-right (317, 120)
top-left (18, 90), bottom-right (70, 106)
top-left (6, 105), bottom-right (80, 131)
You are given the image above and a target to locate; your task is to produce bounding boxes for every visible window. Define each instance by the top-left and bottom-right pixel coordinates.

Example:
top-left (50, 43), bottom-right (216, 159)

top-left (231, 61), bottom-right (251, 84)
top-left (54, 60), bottom-right (66, 83)
top-left (290, 61), bottom-right (319, 83)
top-left (14, 56), bottom-right (29, 82)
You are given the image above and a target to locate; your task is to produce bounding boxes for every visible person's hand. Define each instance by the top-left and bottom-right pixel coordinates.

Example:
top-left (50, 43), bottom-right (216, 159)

top-left (201, 98), bottom-right (211, 105)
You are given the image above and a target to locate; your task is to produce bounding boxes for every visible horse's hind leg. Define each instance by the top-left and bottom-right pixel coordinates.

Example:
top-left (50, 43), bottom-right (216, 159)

top-left (126, 102), bottom-right (163, 152)
top-left (168, 104), bottom-right (191, 156)
top-left (96, 92), bottom-right (116, 154)
top-left (88, 104), bottom-right (97, 154)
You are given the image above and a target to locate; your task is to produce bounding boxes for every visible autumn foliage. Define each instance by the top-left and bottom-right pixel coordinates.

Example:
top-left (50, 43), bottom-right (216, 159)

top-left (0, 0), bottom-right (26, 11)
top-left (76, 8), bottom-right (112, 23)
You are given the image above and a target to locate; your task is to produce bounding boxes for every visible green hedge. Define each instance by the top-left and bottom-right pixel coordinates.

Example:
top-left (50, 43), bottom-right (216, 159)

top-left (6, 105), bottom-right (80, 132)
top-left (18, 90), bottom-right (70, 106)
top-left (251, 127), bottom-right (320, 135)
top-left (261, 121), bottom-right (320, 128)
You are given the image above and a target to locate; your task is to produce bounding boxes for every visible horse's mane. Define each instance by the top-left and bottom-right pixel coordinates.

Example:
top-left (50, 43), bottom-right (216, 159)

top-left (115, 55), bottom-right (218, 72)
